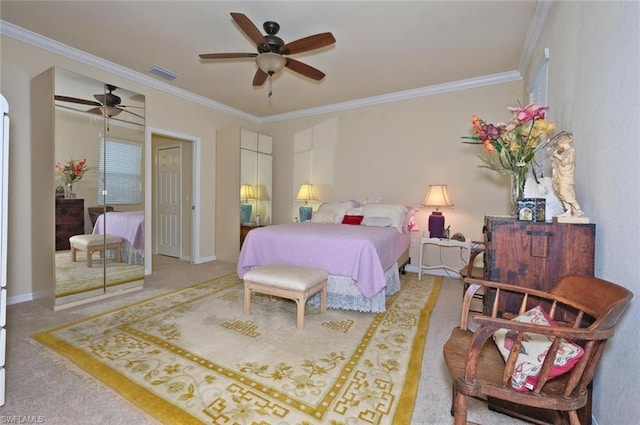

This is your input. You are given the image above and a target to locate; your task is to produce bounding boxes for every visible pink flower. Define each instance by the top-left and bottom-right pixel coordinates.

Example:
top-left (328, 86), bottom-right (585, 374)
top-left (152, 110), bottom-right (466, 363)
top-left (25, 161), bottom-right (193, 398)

top-left (507, 104), bottom-right (549, 124)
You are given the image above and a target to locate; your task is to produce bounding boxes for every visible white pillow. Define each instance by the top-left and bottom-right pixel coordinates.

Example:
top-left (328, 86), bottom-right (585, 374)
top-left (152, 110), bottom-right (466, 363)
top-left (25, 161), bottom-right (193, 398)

top-left (363, 203), bottom-right (407, 232)
top-left (316, 202), bottom-right (351, 223)
top-left (345, 207), bottom-right (364, 216)
top-left (362, 216), bottom-right (393, 227)
top-left (310, 210), bottom-right (336, 224)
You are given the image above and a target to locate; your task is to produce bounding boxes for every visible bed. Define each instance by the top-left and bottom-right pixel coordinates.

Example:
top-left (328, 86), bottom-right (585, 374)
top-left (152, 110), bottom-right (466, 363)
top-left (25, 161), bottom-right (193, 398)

top-left (237, 201), bottom-right (413, 312)
top-left (92, 211), bottom-right (144, 264)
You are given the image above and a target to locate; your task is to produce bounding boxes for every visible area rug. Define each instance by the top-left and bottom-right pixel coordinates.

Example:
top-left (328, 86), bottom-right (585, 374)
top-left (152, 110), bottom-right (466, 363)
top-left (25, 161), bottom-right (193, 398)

top-left (55, 250), bottom-right (144, 297)
top-left (34, 272), bottom-right (441, 424)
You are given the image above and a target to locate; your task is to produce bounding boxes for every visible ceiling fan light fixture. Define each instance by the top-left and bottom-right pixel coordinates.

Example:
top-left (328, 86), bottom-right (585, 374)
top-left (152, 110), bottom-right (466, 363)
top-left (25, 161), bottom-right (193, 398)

top-left (100, 105), bottom-right (122, 117)
top-left (256, 52), bottom-right (286, 75)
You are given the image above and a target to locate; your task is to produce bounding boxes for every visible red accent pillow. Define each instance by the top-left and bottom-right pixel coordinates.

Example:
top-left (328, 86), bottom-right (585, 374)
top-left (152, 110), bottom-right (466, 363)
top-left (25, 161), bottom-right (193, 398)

top-left (342, 215), bottom-right (364, 225)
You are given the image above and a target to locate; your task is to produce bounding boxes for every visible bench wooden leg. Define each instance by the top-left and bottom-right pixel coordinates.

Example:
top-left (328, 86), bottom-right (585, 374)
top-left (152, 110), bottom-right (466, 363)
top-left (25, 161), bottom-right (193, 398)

top-left (70, 247), bottom-right (77, 262)
top-left (244, 285), bottom-right (252, 315)
top-left (87, 249), bottom-right (93, 268)
top-left (320, 282), bottom-right (327, 313)
top-left (296, 296), bottom-right (306, 330)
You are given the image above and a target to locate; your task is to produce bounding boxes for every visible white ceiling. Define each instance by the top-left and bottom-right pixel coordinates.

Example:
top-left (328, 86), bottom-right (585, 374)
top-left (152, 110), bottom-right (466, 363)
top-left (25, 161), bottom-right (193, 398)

top-left (0, 1), bottom-right (543, 120)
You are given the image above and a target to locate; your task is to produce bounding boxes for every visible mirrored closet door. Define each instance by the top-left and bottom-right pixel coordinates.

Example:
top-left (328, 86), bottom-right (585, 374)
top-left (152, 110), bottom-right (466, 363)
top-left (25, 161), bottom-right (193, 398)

top-left (51, 68), bottom-right (145, 307)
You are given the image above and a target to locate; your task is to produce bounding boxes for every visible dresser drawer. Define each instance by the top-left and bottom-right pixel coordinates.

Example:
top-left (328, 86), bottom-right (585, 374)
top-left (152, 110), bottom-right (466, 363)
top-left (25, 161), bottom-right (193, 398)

top-left (55, 199), bottom-right (84, 250)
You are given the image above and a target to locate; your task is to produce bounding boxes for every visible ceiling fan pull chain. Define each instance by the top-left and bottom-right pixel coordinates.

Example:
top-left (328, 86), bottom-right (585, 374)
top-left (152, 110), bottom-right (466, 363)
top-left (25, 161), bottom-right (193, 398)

top-left (268, 75), bottom-right (273, 98)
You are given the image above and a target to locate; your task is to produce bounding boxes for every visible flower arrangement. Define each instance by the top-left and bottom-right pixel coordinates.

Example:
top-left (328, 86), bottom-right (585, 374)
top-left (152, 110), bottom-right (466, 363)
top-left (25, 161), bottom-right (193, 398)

top-left (55, 158), bottom-right (89, 185)
top-left (462, 102), bottom-right (556, 208)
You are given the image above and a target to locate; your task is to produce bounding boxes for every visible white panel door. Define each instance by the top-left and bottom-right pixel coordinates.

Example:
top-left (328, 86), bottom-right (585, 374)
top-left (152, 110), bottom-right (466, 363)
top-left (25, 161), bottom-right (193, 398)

top-left (156, 146), bottom-right (181, 258)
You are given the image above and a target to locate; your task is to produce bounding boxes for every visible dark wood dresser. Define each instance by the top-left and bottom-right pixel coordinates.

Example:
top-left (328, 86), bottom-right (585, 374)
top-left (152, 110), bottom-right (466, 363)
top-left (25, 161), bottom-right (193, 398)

top-left (240, 224), bottom-right (263, 248)
top-left (484, 216), bottom-right (595, 305)
top-left (55, 198), bottom-right (84, 250)
top-left (483, 215), bottom-right (595, 425)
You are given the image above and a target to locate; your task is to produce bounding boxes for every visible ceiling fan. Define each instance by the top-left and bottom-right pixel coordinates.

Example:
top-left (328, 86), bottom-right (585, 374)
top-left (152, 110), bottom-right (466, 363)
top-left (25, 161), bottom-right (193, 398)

top-left (55, 84), bottom-right (144, 120)
top-left (199, 12), bottom-right (336, 94)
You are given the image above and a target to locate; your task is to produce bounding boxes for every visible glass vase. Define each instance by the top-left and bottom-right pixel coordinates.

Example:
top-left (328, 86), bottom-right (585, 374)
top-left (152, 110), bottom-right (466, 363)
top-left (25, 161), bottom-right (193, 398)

top-left (66, 183), bottom-right (75, 199)
top-left (510, 169), bottom-right (527, 216)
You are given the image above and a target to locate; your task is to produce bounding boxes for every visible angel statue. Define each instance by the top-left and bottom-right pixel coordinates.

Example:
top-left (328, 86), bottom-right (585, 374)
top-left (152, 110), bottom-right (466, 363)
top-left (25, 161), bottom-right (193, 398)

top-left (550, 131), bottom-right (585, 219)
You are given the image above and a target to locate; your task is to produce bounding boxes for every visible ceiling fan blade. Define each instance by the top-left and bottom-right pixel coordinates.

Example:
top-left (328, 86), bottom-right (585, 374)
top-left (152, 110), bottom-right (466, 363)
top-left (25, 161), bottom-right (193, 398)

top-left (280, 32), bottom-right (336, 55)
top-left (285, 58), bottom-right (326, 81)
top-left (55, 95), bottom-right (101, 107)
top-left (199, 52), bottom-right (258, 60)
top-left (252, 69), bottom-right (268, 87)
top-left (119, 107), bottom-right (145, 120)
top-left (231, 12), bottom-right (267, 48)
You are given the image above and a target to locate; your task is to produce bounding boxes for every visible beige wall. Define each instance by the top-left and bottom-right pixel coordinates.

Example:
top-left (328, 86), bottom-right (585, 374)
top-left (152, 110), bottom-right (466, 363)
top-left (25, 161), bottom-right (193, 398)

top-left (262, 81), bottom-right (524, 262)
top-left (1, 35), bottom-right (253, 300)
top-left (525, 2), bottom-right (640, 422)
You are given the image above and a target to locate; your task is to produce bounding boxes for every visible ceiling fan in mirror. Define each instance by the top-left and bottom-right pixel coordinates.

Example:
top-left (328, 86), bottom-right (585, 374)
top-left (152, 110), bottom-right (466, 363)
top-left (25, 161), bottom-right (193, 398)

top-left (55, 84), bottom-right (145, 120)
top-left (199, 12), bottom-right (336, 97)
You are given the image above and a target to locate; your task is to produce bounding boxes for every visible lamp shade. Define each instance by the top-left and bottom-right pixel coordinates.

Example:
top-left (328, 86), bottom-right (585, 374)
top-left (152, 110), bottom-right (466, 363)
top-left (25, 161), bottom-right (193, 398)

top-left (421, 184), bottom-right (454, 238)
top-left (256, 53), bottom-right (287, 75)
top-left (295, 183), bottom-right (318, 203)
top-left (240, 184), bottom-right (256, 202)
top-left (421, 184), bottom-right (454, 209)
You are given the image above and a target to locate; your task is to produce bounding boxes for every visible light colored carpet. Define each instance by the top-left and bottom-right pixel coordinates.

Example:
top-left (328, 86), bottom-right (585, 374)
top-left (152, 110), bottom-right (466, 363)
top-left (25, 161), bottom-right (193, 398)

top-left (33, 272), bottom-right (441, 424)
top-left (4, 255), bottom-right (528, 424)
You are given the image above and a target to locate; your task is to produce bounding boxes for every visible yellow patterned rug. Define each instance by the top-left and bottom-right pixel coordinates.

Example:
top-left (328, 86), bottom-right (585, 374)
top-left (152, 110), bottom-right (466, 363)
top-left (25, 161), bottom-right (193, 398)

top-left (33, 272), bottom-right (441, 424)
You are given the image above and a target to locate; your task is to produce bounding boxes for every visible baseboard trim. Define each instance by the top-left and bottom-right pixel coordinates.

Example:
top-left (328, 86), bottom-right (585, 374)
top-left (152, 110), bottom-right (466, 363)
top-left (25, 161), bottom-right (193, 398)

top-left (7, 292), bottom-right (33, 305)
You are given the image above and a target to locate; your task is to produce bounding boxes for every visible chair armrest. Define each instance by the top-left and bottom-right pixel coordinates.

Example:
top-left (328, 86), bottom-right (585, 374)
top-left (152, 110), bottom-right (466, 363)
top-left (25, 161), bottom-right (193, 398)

top-left (461, 277), bottom-right (595, 330)
top-left (473, 316), bottom-right (613, 341)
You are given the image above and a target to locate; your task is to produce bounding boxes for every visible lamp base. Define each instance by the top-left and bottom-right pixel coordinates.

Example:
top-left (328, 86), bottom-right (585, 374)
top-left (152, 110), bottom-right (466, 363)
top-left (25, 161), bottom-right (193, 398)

top-left (299, 205), bottom-right (313, 222)
top-left (240, 203), bottom-right (252, 224)
top-left (428, 211), bottom-right (445, 238)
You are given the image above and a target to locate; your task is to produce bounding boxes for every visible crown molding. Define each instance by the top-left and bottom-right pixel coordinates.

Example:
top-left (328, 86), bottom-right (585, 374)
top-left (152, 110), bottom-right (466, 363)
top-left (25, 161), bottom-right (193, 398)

top-left (0, 20), bottom-right (256, 122)
top-left (257, 71), bottom-right (522, 123)
top-left (2, 19), bottom-right (525, 125)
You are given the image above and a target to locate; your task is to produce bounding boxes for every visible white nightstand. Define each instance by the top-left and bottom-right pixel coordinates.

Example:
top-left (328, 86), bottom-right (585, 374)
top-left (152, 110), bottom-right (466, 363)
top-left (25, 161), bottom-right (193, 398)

top-left (418, 237), bottom-right (472, 279)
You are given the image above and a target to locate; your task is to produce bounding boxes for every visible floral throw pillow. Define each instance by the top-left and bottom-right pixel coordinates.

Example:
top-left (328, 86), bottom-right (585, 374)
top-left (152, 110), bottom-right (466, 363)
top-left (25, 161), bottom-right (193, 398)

top-left (492, 305), bottom-right (584, 392)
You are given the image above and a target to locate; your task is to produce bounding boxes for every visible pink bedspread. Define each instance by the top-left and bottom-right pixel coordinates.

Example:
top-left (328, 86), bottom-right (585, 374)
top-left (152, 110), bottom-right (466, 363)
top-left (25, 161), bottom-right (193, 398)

top-left (93, 211), bottom-right (144, 253)
top-left (237, 222), bottom-right (410, 298)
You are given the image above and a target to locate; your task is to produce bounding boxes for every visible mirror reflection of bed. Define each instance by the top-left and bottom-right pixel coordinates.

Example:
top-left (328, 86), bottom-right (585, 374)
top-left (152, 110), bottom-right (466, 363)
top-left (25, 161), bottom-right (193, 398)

top-left (53, 68), bottom-right (145, 306)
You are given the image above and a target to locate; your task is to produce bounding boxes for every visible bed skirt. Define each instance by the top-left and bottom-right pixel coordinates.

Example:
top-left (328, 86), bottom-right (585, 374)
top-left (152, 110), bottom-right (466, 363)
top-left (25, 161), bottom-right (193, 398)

top-left (121, 241), bottom-right (144, 265)
top-left (308, 263), bottom-right (401, 313)
top-left (103, 240), bottom-right (144, 265)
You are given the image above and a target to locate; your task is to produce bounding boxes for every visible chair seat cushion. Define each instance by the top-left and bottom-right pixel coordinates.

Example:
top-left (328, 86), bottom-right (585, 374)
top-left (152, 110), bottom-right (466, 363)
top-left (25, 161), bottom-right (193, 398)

top-left (493, 305), bottom-right (584, 391)
top-left (244, 264), bottom-right (327, 291)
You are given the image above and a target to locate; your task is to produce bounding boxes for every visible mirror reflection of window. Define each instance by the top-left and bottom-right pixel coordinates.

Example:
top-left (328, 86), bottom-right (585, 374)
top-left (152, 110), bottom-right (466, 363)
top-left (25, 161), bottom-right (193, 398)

top-left (98, 138), bottom-right (142, 204)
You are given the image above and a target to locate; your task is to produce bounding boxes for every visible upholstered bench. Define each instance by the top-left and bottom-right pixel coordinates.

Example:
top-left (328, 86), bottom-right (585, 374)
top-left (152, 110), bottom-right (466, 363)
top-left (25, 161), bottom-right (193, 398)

top-left (69, 234), bottom-right (123, 268)
top-left (243, 264), bottom-right (328, 330)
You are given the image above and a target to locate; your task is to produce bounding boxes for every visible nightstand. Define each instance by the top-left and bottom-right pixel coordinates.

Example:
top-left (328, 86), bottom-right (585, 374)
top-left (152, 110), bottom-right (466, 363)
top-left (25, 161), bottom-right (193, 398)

top-left (418, 237), bottom-right (472, 279)
top-left (240, 224), bottom-right (263, 247)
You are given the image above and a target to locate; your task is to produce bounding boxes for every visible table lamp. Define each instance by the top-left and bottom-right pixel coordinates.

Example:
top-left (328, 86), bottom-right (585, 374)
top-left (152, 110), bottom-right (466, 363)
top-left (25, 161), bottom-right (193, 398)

top-left (421, 184), bottom-right (454, 238)
top-left (295, 183), bottom-right (318, 222)
top-left (240, 184), bottom-right (256, 224)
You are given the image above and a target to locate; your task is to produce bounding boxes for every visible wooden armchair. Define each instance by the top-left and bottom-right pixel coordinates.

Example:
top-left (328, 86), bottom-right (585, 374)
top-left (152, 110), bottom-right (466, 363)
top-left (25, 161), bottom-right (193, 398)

top-left (443, 275), bottom-right (633, 425)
